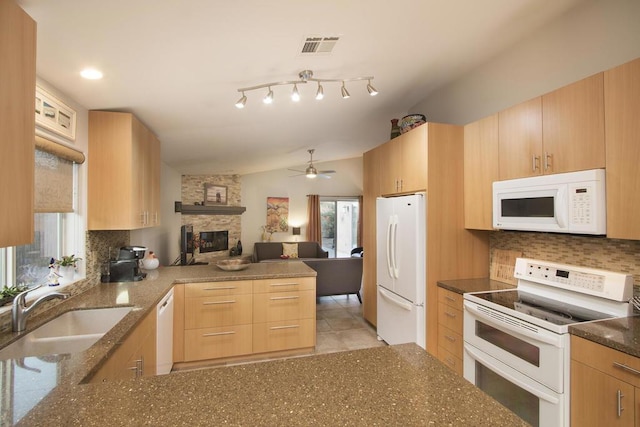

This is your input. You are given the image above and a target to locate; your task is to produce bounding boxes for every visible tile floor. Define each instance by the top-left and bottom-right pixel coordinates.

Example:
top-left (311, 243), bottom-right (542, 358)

top-left (314, 294), bottom-right (386, 355)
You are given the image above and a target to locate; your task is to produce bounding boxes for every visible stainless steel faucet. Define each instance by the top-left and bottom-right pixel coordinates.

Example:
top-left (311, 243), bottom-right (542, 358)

top-left (12, 285), bottom-right (69, 332)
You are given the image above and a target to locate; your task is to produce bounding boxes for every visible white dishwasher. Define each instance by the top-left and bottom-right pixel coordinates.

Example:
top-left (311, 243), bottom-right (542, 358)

top-left (156, 288), bottom-right (174, 375)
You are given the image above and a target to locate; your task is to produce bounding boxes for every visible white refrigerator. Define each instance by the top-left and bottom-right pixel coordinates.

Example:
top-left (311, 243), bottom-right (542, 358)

top-left (376, 193), bottom-right (426, 349)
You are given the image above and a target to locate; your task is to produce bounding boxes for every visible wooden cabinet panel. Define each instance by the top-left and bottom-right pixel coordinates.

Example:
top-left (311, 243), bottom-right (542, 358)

top-left (437, 346), bottom-right (463, 376)
top-left (362, 148), bottom-right (380, 326)
top-left (437, 324), bottom-right (462, 359)
top-left (571, 360), bottom-right (635, 427)
top-left (184, 294), bottom-right (252, 329)
top-left (0, 0), bottom-right (36, 247)
top-left (572, 336), bottom-right (640, 388)
top-left (253, 318), bottom-right (315, 354)
top-left (88, 111), bottom-right (161, 230)
top-left (604, 57), bottom-right (640, 240)
top-left (380, 125), bottom-right (427, 195)
top-left (542, 73), bottom-right (605, 174)
top-left (184, 324), bottom-right (252, 361)
top-left (438, 287), bottom-right (463, 308)
top-left (498, 97), bottom-right (543, 180)
top-left (437, 302), bottom-right (463, 335)
top-left (437, 287), bottom-right (464, 374)
top-left (185, 280), bottom-right (252, 298)
top-left (464, 114), bottom-right (499, 230)
top-left (252, 277), bottom-right (315, 293)
top-left (253, 290), bottom-right (315, 324)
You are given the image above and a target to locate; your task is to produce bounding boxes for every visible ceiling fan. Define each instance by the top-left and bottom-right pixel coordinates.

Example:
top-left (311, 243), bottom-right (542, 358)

top-left (288, 149), bottom-right (336, 179)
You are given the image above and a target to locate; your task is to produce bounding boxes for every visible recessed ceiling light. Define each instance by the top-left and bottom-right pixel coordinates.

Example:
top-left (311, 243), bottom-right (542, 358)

top-left (80, 68), bottom-right (103, 80)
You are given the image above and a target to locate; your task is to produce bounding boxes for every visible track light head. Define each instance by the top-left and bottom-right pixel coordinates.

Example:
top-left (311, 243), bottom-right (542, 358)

top-left (341, 82), bottom-right (350, 99)
top-left (235, 92), bottom-right (247, 109)
top-left (367, 80), bottom-right (378, 96)
top-left (291, 84), bottom-right (300, 102)
top-left (315, 83), bottom-right (324, 100)
top-left (263, 87), bottom-right (274, 104)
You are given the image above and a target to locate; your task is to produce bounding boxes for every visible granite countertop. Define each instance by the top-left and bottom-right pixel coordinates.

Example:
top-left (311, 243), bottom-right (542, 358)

top-left (437, 277), bottom-right (515, 294)
top-left (569, 315), bottom-right (640, 358)
top-left (0, 263), bottom-right (527, 426)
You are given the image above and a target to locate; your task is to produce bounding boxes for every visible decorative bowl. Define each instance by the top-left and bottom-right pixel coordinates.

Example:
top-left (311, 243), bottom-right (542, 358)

top-left (399, 114), bottom-right (426, 134)
top-left (216, 259), bottom-right (251, 271)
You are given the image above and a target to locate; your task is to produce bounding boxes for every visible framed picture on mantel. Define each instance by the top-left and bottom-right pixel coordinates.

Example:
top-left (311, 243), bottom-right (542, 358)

top-left (204, 184), bottom-right (227, 205)
top-left (35, 86), bottom-right (77, 141)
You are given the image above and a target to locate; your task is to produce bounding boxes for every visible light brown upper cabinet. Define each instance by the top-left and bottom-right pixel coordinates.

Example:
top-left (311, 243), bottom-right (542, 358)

top-left (604, 57), bottom-right (640, 240)
top-left (498, 97), bottom-right (542, 180)
top-left (498, 73), bottom-right (605, 180)
top-left (464, 114), bottom-right (499, 230)
top-left (379, 125), bottom-right (427, 195)
top-left (88, 111), bottom-right (161, 230)
top-left (0, 0), bottom-right (36, 248)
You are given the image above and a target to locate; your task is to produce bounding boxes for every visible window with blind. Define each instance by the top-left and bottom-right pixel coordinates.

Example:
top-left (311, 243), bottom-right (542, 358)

top-left (0, 136), bottom-right (84, 288)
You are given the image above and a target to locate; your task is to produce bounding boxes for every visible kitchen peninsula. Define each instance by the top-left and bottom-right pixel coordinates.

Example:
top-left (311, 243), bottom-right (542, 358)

top-left (0, 263), bottom-right (525, 426)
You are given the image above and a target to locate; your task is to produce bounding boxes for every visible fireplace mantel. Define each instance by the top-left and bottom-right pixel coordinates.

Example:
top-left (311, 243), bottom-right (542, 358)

top-left (178, 204), bottom-right (246, 215)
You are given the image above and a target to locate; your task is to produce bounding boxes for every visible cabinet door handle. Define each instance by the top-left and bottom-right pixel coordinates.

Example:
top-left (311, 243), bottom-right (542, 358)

top-left (444, 335), bottom-right (456, 342)
top-left (203, 286), bottom-right (237, 290)
top-left (270, 296), bottom-right (299, 301)
top-left (617, 389), bottom-right (624, 418)
top-left (444, 311), bottom-right (457, 318)
top-left (532, 155), bottom-right (540, 172)
top-left (444, 295), bottom-right (456, 302)
top-left (203, 300), bottom-right (236, 305)
top-left (203, 331), bottom-right (236, 337)
top-left (544, 152), bottom-right (552, 171)
top-left (270, 283), bottom-right (299, 287)
top-left (270, 325), bottom-right (299, 330)
top-left (612, 361), bottom-right (640, 376)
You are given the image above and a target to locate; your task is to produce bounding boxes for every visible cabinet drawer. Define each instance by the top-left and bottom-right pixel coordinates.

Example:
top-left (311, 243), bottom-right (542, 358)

top-left (438, 346), bottom-right (463, 376)
top-left (253, 290), bottom-right (315, 324)
top-left (437, 324), bottom-right (463, 359)
top-left (253, 318), bottom-right (315, 353)
top-left (184, 324), bottom-right (252, 361)
top-left (438, 302), bottom-right (463, 335)
top-left (571, 335), bottom-right (640, 387)
top-left (437, 287), bottom-right (463, 309)
top-left (184, 294), bottom-right (252, 329)
top-left (185, 280), bottom-right (252, 298)
top-left (253, 277), bottom-right (315, 294)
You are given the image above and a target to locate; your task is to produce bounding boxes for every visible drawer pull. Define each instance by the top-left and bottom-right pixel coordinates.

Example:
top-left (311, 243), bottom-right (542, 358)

top-left (444, 311), bottom-right (457, 318)
top-left (444, 335), bottom-right (456, 342)
top-left (202, 331), bottom-right (236, 337)
top-left (270, 296), bottom-right (300, 301)
top-left (444, 295), bottom-right (456, 302)
top-left (613, 362), bottom-right (640, 376)
top-left (203, 300), bottom-right (236, 305)
top-left (203, 286), bottom-right (237, 291)
top-left (270, 283), bottom-right (299, 287)
top-left (270, 325), bottom-right (300, 330)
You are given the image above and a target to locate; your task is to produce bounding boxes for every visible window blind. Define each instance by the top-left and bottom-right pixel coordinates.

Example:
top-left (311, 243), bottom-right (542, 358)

top-left (34, 135), bottom-right (85, 213)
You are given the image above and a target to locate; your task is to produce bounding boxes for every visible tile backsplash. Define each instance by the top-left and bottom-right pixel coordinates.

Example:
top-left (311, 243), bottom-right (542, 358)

top-left (490, 231), bottom-right (640, 284)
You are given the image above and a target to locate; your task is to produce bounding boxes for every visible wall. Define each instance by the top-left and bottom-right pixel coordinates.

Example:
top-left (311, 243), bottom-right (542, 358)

top-left (241, 157), bottom-right (363, 254)
top-left (411, 0), bottom-right (640, 125)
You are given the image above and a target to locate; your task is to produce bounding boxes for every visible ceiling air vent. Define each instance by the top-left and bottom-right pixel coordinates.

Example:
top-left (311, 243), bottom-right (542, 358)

top-left (300, 36), bottom-right (339, 55)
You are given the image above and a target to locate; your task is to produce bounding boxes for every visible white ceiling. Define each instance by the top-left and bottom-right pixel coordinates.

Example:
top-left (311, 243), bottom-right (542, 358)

top-left (18, 0), bottom-right (584, 175)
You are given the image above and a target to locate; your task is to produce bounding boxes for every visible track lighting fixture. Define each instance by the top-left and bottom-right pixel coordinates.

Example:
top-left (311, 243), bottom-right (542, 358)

top-left (341, 82), bottom-right (350, 99)
top-left (235, 92), bottom-right (247, 109)
top-left (235, 69), bottom-right (377, 107)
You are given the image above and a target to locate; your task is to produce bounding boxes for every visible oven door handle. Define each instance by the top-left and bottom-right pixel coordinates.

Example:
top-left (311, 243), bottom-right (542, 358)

top-left (464, 344), bottom-right (560, 405)
top-left (464, 301), bottom-right (559, 346)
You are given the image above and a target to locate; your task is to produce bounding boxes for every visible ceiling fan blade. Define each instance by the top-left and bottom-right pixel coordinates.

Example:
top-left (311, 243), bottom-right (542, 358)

top-left (318, 170), bottom-right (335, 174)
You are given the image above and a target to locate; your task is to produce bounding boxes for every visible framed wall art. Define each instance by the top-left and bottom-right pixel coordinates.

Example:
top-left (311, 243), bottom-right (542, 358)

top-left (204, 184), bottom-right (228, 205)
top-left (35, 86), bottom-right (77, 141)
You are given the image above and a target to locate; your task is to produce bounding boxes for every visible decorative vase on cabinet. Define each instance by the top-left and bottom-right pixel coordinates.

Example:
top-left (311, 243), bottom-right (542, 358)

top-left (390, 119), bottom-right (401, 139)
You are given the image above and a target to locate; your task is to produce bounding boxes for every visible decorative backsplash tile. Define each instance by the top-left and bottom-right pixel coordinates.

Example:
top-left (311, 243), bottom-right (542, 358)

top-left (490, 231), bottom-right (640, 284)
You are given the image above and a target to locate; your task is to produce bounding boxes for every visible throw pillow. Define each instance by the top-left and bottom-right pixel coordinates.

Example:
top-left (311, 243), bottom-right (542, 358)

top-left (282, 243), bottom-right (299, 259)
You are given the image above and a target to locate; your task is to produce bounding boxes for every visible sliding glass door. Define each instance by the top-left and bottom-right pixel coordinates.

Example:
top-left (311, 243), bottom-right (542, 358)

top-left (320, 197), bottom-right (359, 258)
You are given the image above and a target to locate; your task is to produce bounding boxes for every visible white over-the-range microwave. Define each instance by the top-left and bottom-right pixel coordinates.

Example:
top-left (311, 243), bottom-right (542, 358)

top-left (493, 168), bottom-right (606, 235)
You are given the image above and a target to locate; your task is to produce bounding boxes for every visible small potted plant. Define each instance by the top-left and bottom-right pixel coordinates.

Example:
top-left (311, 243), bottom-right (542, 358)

top-left (0, 283), bottom-right (29, 306)
top-left (55, 254), bottom-right (82, 281)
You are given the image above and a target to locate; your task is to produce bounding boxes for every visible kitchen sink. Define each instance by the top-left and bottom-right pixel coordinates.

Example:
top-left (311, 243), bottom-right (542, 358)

top-left (0, 307), bottom-right (133, 360)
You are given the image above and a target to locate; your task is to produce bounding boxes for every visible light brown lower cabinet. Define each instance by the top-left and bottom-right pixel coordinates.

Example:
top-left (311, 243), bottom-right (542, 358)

top-left (175, 277), bottom-right (316, 364)
top-left (436, 287), bottom-right (463, 375)
top-left (90, 308), bottom-right (157, 382)
top-left (571, 335), bottom-right (640, 426)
